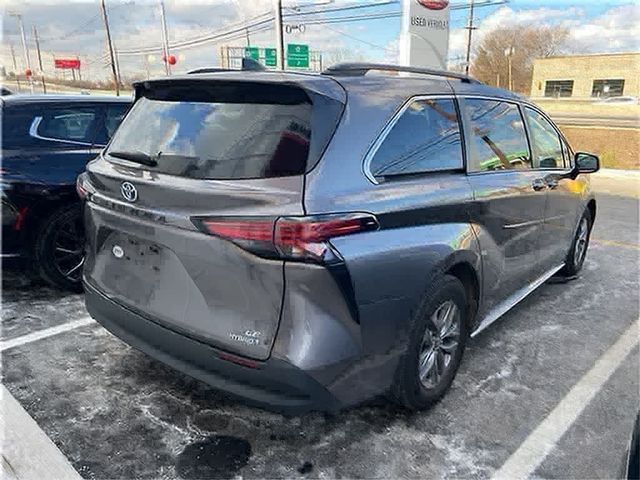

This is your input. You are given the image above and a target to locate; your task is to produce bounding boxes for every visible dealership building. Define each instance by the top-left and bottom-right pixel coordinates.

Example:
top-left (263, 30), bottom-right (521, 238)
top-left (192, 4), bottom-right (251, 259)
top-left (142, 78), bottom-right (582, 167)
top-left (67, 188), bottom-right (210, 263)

top-left (530, 52), bottom-right (640, 99)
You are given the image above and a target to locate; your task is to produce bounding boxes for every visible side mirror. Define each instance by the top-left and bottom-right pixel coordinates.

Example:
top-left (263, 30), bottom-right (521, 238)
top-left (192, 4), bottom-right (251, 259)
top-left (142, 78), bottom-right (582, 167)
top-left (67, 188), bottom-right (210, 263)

top-left (574, 152), bottom-right (600, 174)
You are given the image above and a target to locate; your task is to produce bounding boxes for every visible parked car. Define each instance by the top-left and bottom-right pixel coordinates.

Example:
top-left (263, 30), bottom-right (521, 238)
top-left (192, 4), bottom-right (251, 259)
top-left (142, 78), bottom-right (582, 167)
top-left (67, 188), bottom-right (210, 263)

top-left (79, 64), bottom-right (599, 413)
top-left (598, 95), bottom-right (639, 104)
top-left (2, 94), bottom-right (131, 290)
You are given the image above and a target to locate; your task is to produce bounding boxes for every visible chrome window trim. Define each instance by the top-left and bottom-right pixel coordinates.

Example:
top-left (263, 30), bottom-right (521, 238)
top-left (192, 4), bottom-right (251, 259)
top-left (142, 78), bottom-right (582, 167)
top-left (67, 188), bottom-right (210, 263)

top-left (29, 116), bottom-right (94, 147)
top-left (520, 102), bottom-right (575, 169)
top-left (362, 94), bottom-right (461, 185)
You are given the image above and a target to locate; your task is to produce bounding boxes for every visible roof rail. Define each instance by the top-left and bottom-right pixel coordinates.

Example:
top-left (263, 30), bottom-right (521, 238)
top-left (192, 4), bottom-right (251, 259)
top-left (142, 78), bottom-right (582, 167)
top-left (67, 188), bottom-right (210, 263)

top-left (322, 63), bottom-right (481, 84)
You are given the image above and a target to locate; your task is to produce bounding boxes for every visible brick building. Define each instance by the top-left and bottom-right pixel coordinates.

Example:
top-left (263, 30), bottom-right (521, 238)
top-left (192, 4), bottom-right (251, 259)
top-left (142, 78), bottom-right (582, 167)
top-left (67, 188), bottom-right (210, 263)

top-left (530, 52), bottom-right (640, 99)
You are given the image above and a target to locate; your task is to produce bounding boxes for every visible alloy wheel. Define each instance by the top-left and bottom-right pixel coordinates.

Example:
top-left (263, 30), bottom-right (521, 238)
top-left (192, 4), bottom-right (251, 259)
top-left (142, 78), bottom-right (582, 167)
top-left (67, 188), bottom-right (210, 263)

top-left (574, 217), bottom-right (589, 267)
top-left (418, 300), bottom-right (461, 389)
top-left (52, 215), bottom-right (85, 284)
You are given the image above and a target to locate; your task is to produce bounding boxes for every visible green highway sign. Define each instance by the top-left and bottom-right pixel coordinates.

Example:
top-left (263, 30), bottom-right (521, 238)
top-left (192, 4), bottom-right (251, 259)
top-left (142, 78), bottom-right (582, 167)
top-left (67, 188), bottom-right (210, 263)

top-left (244, 46), bottom-right (259, 60)
top-left (265, 48), bottom-right (277, 67)
top-left (287, 43), bottom-right (309, 69)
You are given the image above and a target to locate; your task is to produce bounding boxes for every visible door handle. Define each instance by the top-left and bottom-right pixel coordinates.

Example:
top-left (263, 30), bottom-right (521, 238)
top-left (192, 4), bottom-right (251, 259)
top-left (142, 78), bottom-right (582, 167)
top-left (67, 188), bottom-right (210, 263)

top-left (532, 178), bottom-right (547, 191)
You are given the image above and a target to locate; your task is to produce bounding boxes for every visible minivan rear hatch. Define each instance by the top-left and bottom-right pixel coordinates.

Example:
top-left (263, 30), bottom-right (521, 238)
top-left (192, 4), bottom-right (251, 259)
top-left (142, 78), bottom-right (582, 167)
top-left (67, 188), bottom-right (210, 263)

top-left (83, 74), bottom-right (346, 360)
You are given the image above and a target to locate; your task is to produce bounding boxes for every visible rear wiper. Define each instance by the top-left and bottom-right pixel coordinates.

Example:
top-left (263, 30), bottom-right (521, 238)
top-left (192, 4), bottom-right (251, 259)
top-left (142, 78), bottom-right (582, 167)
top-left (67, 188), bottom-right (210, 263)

top-left (108, 150), bottom-right (158, 167)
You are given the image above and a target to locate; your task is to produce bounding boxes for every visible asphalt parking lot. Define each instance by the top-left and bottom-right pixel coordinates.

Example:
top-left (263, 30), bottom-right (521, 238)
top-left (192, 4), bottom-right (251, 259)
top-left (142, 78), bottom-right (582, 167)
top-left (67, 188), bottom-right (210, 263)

top-left (2, 181), bottom-right (639, 479)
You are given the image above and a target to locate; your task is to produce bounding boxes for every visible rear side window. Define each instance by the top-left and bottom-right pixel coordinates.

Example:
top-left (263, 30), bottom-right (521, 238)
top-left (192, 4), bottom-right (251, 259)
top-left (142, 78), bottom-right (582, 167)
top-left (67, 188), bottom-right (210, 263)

top-left (35, 108), bottom-right (97, 143)
top-left (463, 99), bottom-right (530, 172)
top-left (107, 82), bottom-right (342, 180)
top-left (369, 98), bottom-right (463, 178)
top-left (93, 104), bottom-right (130, 146)
top-left (1, 106), bottom-right (36, 147)
top-left (524, 107), bottom-right (565, 169)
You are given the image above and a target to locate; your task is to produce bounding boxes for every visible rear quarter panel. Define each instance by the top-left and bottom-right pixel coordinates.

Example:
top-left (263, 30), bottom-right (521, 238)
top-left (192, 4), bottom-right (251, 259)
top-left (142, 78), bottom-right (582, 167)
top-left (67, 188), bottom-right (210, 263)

top-left (304, 79), bottom-right (480, 363)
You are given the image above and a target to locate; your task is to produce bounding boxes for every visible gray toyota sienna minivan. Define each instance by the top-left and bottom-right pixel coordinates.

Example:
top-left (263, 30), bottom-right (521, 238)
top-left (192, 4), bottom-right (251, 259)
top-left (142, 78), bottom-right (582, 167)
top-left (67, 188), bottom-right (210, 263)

top-left (79, 64), bottom-right (599, 413)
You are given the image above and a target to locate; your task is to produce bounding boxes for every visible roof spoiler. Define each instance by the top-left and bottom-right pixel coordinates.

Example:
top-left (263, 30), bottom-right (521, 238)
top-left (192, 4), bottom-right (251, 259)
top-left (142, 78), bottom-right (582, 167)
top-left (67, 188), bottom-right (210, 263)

top-left (322, 62), bottom-right (481, 84)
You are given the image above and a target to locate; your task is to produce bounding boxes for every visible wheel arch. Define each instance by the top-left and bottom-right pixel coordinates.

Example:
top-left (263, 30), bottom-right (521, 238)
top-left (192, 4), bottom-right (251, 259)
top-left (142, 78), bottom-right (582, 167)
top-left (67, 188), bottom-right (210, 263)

top-left (587, 198), bottom-right (596, 224)
top-left (444, 260), bottom-right (480, 332)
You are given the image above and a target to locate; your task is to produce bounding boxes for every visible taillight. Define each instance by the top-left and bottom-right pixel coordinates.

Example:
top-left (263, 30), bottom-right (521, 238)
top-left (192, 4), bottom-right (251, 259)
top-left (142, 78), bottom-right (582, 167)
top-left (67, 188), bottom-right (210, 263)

top-left (76, 173), bottom-right (93, 200)
top-left (13, 206), bottom-right (29, 231)
top-left (195, 213), bottom-right (378, 263)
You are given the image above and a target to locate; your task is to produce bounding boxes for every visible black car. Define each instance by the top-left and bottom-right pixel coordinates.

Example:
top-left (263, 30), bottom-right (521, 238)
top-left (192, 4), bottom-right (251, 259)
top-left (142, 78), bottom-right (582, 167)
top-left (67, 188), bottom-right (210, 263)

top-left (2, 94), bottom-right (131, 290)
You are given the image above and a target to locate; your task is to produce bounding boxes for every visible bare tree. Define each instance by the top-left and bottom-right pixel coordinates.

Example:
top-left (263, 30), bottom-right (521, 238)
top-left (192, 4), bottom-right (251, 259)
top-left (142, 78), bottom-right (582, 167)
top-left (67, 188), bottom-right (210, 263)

top-left (471, 25), bottom-right (569, 94)
top-left (325, 47), bottom-right (367, 68)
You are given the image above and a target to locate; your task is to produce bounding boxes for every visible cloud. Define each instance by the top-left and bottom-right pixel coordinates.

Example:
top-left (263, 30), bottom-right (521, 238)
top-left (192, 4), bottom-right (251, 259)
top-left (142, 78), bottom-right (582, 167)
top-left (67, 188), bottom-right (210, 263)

top-left (449, 4), bottom-right (639, 64)
top-left (2, 1), bottom-right (638, 80)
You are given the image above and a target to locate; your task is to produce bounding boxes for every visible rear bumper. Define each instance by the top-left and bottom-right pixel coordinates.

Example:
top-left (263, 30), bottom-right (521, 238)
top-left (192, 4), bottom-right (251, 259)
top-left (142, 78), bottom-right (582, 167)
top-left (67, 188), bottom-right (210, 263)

top-left (83, 279), bottom-right (342, 414)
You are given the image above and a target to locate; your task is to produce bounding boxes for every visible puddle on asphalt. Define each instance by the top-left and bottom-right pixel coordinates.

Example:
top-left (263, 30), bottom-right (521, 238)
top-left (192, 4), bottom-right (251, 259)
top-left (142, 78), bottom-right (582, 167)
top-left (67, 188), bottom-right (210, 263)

top-left (176, 435), bottom-right (251, 479)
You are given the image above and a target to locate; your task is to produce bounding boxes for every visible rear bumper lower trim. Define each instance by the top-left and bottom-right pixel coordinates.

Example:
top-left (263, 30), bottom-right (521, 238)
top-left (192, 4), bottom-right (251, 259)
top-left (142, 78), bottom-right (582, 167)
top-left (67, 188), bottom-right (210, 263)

top-left (83, 279), bottom-right (341, 414)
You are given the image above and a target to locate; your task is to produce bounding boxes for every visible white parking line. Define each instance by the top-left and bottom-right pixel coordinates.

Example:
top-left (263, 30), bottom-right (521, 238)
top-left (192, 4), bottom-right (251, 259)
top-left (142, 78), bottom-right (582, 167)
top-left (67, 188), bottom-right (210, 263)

top-left (0, 317), bottom-right (94, 353)
top-left (1, 384), bottom-right (82, 479)
top-left (492, 318), bottom-right (640, 480)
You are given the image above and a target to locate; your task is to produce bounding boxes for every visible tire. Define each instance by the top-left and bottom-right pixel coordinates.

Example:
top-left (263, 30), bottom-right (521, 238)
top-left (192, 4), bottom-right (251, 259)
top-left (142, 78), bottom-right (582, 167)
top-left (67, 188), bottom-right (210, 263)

top-left (34, 205), bottom-right (85, 292)
top-left (391, 275), bottom-right (469, 410)
top-left (561, 208), bottom-right (592, 277)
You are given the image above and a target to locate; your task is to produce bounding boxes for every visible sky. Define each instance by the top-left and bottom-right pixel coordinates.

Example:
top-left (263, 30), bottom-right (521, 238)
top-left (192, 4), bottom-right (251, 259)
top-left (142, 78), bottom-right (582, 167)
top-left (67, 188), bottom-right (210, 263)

top-left (1, 0), bottom-right (638, 81)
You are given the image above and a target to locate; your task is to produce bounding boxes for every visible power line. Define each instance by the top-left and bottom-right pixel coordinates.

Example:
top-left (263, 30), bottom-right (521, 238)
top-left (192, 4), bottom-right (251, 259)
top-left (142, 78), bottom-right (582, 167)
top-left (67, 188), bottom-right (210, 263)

top-left (99, 0), bottom-right (508, 59)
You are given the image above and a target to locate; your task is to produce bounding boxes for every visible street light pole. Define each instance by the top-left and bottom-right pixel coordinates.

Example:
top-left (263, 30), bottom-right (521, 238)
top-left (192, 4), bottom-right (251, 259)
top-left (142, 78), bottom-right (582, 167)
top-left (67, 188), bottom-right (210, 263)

top-left (274, 0), bottom-right (285, 70)
top-left (100, 0), bottom-right (120, 96)
top-left (504, 46), bottom-right (515, 91)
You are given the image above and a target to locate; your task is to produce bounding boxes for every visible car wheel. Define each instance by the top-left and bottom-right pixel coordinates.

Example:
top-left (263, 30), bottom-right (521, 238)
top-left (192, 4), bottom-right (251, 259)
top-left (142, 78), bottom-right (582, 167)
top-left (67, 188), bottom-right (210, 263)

top-left (561, 209), bottom-right (592, 277)
top-left (34, 205), bottom-right (85, 292)
top-left (391, 275), bottom-right (469, 410)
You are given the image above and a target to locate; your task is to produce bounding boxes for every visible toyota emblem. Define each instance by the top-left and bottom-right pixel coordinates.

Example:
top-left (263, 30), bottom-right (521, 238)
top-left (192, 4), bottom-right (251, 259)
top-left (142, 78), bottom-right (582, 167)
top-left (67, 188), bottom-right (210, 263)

top-left (120, 181), bottom-right (138, 202)
top-left (416, 0), bottom-right (449, 10)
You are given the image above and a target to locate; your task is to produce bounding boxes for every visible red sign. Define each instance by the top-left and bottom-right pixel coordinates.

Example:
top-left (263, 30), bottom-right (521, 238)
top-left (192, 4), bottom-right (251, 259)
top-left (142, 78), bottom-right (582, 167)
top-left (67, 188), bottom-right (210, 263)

top-left (54, 58), bottom-right (81, 69)
top-left (416, 0), bottom-right (449, 9)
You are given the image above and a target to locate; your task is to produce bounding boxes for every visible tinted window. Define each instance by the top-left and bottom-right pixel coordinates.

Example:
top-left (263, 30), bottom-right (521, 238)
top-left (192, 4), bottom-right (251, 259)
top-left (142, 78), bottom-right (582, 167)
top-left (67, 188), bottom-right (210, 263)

top-left (108, 96), bottom-right (314, 179)
top-left (369, 98), bottom-right (463, 178)
top-left (1, 106), bottom-right (36, 147)
top-left (524, 108), bottom-right (564, 169)
top-left (464, 99), bottom-right (530, 172)
top-left (545, 80), bottom-right (574, 98)
top-left (94, 104), bottom-right (130, 146)
top-left (592, 79), bottom-right (625, 98)
top-left (36, 108), bottom-right (97, 143)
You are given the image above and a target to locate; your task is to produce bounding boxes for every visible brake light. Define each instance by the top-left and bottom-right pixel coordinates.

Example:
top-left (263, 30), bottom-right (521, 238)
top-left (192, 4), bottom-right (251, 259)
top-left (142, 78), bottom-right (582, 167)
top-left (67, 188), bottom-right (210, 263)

top-left (76, 173), bottom-right (93, 200)
top-left (14, 207), bottom-right (29, 231)
top-left (196, 213), bottom-right (378, 263)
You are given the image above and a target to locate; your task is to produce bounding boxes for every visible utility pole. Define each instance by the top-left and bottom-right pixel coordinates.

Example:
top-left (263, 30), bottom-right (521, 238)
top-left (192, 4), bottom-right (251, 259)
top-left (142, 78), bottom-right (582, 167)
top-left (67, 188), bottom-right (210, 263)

top-left (9, 43), bottom-right (21, 92)
top-left (33, 25), bottom-right (46, 93)
top-left (100, 0), bottom-right (120, 96)
top-left (245, 27), bottom-right (251, 47)
top-left (10, 13), bottom-right (33, 93)
top-left (274, 0), bottom-right (284, 70)
top-left (114, 45), bottom-right (122, 87)
top-left (464, 0), bottom-right (476, 75)
top-left (159, 1), bottom-right (171, 75)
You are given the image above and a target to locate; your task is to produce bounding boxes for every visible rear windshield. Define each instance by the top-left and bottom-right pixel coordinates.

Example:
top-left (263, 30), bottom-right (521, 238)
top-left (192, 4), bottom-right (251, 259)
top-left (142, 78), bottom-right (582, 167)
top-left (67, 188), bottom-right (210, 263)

top-left (106, 81), bottom-right (343, 180)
